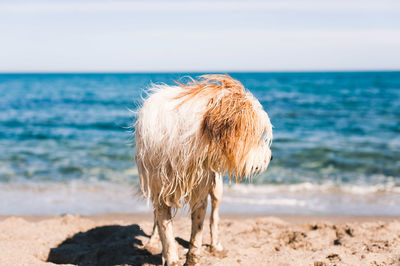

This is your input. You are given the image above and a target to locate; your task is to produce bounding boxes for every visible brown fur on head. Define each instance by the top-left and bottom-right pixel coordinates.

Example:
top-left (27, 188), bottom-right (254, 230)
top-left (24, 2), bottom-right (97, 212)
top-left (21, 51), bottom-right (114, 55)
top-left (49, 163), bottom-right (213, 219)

top-left (176, 74), bottom-right (268, 182)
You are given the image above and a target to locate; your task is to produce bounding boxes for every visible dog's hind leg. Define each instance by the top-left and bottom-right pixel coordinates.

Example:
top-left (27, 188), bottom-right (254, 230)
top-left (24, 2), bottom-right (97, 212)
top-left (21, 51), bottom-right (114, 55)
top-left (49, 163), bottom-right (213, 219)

top-left (185, 196), bottom-right (208, 266)
top-left (155, 204), bottom-right (179, 266)
top-left (150, 215), bottom-right (158, 242)
top-left (145, 213), bottom-right (160, 253)
top-left (209, 172), bottom-right (224, 253)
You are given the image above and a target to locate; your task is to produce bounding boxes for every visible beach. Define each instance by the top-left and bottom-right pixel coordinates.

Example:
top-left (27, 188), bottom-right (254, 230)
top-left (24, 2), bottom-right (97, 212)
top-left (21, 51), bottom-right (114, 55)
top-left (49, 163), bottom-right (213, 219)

top-left (1, 73), bottom-right (400, 265)
top-left (0, 214), bottom-right (399, 265)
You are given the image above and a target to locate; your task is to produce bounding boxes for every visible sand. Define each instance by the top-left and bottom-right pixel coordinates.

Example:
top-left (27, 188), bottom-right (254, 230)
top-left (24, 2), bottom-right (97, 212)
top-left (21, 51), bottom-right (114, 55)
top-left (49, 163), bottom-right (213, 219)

top-left (0, 214), bottom-right (399, 265)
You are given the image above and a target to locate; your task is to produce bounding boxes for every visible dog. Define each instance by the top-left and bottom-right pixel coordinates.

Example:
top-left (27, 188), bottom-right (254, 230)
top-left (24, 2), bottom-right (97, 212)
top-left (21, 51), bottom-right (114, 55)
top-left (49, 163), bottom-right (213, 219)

top-left (135, 74), bottom-right (273, 265)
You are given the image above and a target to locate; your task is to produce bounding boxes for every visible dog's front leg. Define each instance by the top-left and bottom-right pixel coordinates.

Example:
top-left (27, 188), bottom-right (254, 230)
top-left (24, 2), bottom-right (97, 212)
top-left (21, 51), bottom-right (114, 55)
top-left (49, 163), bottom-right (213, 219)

top-left (155, 204), bottom-right (179, 266)
top-left (210, 172), bottom-right (223, 252)
top-left (185, 197), bottom-right (207, 266)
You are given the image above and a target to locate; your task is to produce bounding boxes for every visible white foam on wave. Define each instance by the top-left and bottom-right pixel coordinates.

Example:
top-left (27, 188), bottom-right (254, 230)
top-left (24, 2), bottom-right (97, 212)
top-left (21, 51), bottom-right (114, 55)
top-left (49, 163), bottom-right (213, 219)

top-left (222, 196), bottom-right (307, 207)
top-left (220, 182), bottom-right (400, 215)
top-left (225, 181), bottom-right (400, 195)
top-left (1, 180), bottom-right (400, 215)
top-left (0, 180), bottom-right (149, 215)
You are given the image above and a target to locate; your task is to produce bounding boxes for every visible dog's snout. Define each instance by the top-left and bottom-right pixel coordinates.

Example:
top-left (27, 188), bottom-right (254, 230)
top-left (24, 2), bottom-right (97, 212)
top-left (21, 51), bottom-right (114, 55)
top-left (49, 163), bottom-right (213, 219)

top-left (270, 155), bottom-right (273, 161)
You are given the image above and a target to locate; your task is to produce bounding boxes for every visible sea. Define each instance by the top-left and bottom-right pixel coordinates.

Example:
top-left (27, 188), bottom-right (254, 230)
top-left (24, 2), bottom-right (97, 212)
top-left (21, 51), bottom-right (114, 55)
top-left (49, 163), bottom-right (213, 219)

top-left (1, 72), bottom-right (399, 215)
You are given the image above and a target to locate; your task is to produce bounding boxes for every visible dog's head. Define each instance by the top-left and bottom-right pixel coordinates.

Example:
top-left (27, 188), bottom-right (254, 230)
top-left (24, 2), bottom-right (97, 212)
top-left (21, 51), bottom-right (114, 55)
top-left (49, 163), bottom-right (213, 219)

top-left (178, 74), bottom-right (273, 182)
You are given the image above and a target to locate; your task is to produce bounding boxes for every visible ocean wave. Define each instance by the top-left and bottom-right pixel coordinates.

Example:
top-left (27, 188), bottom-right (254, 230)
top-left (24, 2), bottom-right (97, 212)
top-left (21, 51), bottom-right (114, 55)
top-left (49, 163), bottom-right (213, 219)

top-left (222, 196), bottom-right (307, 207)
top-left (225, 182), bottom-right (400, 195)
top-left (0, 180), bottom-right (147, 215)
top-left (1, 180), bottom-right (400, 215)
top-left (1, 120), bottom-right (128, 132)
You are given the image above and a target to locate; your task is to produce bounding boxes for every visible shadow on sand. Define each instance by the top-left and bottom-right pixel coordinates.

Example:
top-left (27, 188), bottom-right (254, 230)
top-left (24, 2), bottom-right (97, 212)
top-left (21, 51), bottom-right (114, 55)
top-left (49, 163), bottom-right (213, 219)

top-left (47, 224), bottom-right (163, 266)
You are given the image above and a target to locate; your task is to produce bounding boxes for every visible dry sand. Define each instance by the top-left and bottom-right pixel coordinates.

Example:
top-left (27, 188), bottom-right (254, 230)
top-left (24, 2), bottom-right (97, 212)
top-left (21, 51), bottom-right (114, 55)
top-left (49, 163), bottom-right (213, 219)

top-left (0, 214), bottom-right (399, 265)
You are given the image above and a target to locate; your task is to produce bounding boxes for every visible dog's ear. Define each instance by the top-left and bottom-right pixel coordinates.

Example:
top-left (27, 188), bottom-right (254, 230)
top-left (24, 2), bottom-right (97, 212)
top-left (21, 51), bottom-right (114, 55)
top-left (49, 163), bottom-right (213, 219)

top-left (201, 91), bottom-right (262, 181)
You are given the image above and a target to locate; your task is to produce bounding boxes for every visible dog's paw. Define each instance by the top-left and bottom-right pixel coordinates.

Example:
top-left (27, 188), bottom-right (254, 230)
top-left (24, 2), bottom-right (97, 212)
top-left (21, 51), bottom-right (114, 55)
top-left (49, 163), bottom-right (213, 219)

top-left (211, 243), bottom-right (223, 252)
top-left (184, 252), bottom-right (201, 266)
top-left (162, 256), bottom-right (179, 266)
top-left (144, 238), bottom-right (162, 254)
top-left (209, 244), bottom-right (227, 258)
top-left (168, 261), bottom-right (180, 266)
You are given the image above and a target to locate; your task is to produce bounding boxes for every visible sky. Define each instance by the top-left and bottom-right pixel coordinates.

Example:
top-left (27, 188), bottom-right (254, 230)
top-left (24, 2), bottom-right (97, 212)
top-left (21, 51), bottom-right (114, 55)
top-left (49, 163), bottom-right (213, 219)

top-left (1, 0), bottom-right (400, 72)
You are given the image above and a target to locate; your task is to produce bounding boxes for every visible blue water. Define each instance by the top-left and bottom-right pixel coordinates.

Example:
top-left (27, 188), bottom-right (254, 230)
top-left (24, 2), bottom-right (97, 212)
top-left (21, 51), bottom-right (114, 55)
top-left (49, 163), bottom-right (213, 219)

top-left (1, 72), bottom-right (400, 215)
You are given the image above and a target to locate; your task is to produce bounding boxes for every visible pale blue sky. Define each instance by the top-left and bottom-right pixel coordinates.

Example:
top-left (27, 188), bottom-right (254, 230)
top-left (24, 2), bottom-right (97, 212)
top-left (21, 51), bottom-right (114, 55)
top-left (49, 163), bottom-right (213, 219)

top-left (1, 0), bottom-right (400, 72)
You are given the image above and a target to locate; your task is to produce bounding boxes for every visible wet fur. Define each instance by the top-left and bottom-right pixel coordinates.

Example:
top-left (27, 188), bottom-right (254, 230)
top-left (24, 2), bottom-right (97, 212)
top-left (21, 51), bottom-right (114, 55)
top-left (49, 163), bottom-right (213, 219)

top-left (135, 75), bottom-right (273, 265)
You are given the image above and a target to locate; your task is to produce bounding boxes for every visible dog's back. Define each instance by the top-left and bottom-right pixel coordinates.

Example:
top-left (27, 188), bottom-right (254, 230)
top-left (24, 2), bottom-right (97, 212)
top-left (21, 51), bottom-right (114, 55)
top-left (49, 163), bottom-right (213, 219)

top-left (135, 83), bottom-right (210, 207)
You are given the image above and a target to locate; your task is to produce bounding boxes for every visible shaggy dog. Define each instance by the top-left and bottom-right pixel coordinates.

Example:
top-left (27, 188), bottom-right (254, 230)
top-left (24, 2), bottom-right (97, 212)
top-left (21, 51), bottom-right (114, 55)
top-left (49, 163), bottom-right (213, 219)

top-left (135, 74), bottom-right (273, 265)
